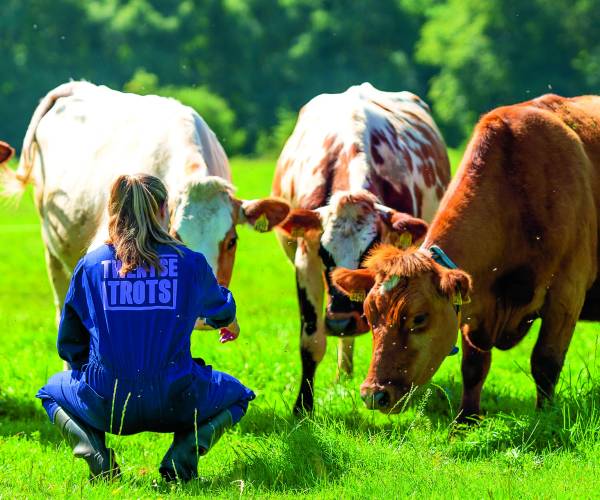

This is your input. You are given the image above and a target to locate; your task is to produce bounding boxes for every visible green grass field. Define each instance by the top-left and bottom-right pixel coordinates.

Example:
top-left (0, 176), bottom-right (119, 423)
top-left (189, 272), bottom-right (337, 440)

top-left (1, 155), bottom-right (600, 498)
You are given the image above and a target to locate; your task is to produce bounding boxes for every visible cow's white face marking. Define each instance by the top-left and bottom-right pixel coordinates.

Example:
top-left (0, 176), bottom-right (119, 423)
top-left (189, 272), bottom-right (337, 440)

top-left (319, 192), bottom-right (379, 269)
top-left (171, 177), bottom-right (234, 272)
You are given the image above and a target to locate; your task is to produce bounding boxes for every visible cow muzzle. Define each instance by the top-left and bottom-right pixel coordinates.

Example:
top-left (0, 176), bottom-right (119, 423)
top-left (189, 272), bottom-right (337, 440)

top-left (361, 389), bottom-right (390, 410)
top-left (360, 382), bottom-right (410, 413)
top-left (324, 311), bottom-right (370, 336)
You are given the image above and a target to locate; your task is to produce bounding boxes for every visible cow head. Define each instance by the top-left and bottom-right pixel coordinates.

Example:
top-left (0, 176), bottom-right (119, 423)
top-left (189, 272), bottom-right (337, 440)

top-left (0, 141), bottom-right (14, 164)
top-left (171, 175), bottom-right (290, 285)
top-left (332, 245), bottom-right (471, 413)
top-left (279, 191), bottom-right (428, 336)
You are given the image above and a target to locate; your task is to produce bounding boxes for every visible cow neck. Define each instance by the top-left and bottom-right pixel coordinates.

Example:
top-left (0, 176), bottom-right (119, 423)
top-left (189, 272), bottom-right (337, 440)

top-left (420, 154), bottom-right (516, 353)
top-left (421, 165), bottom-right (497, 285)
top-left (421, 221), bottom-right (475, 275)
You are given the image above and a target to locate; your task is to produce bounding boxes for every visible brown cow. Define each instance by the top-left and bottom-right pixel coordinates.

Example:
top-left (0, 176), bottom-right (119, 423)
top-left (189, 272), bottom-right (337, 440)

top-left (333, 94), bottom-right (600, 417)
top-left (273, 83), bottom-right (451, 413)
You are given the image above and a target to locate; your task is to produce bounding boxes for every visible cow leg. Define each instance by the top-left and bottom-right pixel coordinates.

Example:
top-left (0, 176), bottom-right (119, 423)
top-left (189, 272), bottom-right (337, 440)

top-left (294, 275), bottom-right (326, 414)
top-left (336, 337), bottom-right (355, 379)
top-left (44, 246), bottom-right (70, 326)
top-left (293, 245), bottom-right (326, 415)
top-left (532, 287), bottom-right (582, 409)
top-left (44, 246), bottom-right (71, 370)
top-left (458, 336), bottom-right (492, 422)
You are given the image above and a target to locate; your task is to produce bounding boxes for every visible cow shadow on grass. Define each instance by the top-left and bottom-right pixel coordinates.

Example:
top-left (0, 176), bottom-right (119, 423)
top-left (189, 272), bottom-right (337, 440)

top-left (240, 375), bottom-right (533, 434)
top-left (445, 379), bottom-right (600, 460)
top-left (236, 374), bottom-right (594, 465)
top-left (0, 392), bottom-right (63, 445)
top-left (422, 374), bottom-right (600, 459)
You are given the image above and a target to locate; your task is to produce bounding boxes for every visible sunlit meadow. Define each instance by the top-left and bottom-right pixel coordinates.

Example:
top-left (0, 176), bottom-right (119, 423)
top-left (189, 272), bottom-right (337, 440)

top-left (1, 154), bottom-right (599, 498)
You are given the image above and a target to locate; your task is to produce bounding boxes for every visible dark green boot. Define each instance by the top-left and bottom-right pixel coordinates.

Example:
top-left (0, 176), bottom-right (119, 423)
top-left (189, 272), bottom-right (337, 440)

top-left (53, 408), bottom-right (120, 480)
top-left (159, 409), bottom-right (233, 482)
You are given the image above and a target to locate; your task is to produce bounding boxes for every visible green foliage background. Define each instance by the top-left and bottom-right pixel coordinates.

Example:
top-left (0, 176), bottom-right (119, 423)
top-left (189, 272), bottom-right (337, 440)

top-left (3, 0), bottom-right (600, 155)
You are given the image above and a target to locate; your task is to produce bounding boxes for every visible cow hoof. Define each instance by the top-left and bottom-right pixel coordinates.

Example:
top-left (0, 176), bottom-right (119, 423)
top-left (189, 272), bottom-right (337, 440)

top-left (292, 402), bottom-right (313, 417)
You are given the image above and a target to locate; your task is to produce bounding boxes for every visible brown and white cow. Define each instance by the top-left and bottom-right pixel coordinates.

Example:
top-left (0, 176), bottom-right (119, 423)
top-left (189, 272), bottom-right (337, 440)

top-left (272, 83), bottom-right (451, 412)
top-left (333, 94), bottom-right (600, 418)
top-left (1, 81), bottom-right (289, 324)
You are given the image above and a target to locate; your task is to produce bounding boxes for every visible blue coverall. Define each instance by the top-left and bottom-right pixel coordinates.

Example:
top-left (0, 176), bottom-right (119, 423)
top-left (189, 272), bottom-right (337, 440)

top-left (37, 243), bottom-right (255, 435)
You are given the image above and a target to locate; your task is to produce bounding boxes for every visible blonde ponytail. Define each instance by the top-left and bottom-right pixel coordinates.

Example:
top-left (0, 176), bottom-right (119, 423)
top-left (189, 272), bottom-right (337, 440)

top-left (107, 174), bottom-right (182, 276)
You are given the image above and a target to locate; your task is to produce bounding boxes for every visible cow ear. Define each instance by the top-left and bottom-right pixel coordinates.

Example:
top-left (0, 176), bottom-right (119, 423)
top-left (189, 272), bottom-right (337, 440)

top-left (438, 268), bottom-right (472, 304)
top-left (331, 268), bottom-right (376, 302)
top-left (380, 209), bottom-right (428, 249)
top-left (278, 208), bottom-right (322, 238)
top-left (0, 142), bottom-right (14, 164)
top-left (238, 197), bottom-right (290, 232)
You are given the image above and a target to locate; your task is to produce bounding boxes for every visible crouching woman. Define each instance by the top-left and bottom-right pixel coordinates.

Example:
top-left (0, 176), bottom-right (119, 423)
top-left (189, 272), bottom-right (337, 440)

top-left (36, 174), bottom-right (255, 481)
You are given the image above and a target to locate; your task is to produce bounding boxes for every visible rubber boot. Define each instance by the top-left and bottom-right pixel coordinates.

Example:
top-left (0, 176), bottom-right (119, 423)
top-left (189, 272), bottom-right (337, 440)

top-left (53, 408), bottom-right (120, 480)
top-left (159, 409), bottom-right (233, 482)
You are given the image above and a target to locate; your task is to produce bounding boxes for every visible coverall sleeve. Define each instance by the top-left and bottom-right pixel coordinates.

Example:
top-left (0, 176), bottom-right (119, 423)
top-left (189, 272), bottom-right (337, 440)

top-left (195, 254), bottom-right (236, 329)
top-left (57, 259), bottom-right (91, 370)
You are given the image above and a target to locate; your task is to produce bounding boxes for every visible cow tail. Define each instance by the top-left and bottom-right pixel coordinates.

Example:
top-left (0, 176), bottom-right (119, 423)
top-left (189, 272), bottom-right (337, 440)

top-left (1, 81), bottom-right (81, 199)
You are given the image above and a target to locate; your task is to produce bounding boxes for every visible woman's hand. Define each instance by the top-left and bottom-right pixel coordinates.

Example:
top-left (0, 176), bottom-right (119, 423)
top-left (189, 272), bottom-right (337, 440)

top-left (219, 318), bottom-right (240, 343)
top-left (193, 318), bottom-right (213, 331)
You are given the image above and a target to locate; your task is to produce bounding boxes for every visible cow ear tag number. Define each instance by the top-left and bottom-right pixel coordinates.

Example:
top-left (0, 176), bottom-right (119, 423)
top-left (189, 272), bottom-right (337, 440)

top-left (254, 213), bottom-right (269, 232)
top-left (350, 290), bottom-right (366, 302)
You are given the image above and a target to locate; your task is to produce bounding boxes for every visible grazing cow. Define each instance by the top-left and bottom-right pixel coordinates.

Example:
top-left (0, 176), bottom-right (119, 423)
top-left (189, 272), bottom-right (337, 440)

top-left (332, 94), bottom-right (600, 417)
top-left (272, 83), bottom-right (450, 412)
top-left (1, 81), bottom-right (289, 324)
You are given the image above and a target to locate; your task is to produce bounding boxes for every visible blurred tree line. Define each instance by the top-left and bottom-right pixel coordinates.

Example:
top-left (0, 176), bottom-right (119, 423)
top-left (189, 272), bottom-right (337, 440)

top-left (2, 0), bottom-right (600, 156)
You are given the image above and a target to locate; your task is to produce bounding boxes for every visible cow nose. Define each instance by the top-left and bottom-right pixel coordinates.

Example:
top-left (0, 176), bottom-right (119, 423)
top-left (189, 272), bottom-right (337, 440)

top-left (361, 390), bottom-right (390, 410)
top-left (325, 317), bottom-right (351, 334)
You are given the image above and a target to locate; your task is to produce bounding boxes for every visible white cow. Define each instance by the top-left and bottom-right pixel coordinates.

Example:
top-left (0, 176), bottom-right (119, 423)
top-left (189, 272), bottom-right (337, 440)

top-left (1, 81), bottom-right (289, 322)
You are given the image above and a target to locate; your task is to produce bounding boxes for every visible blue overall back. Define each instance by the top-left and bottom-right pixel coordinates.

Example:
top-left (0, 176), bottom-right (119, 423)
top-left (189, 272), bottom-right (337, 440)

top-left (37, 243), bottom-right (254, 435)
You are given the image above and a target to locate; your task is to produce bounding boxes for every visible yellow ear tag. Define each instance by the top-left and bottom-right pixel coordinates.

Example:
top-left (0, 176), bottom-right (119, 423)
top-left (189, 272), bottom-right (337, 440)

top-left (398, 232), bottom-right (412, 249)
top-left (453, 290), bottom-right (463, 307)
top-left (291, 227), bottom-right (305, 238)
top-left (350, 290), bottom-right (366, 302)
top-left (254, 213), bottom-right (269, 232)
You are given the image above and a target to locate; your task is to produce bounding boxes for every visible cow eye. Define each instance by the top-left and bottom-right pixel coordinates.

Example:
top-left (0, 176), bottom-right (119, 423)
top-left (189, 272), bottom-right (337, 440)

top-left (412, 313), bottom-right (428, 328)
top-left (227, 236), bottom-right (238, 250)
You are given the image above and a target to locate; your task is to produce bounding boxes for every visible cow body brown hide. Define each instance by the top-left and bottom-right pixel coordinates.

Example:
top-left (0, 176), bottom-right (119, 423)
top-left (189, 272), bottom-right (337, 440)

top-left (430, 94), bottom-right (599, 418)
top-left (339, 94), bottom-right (599, 416)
